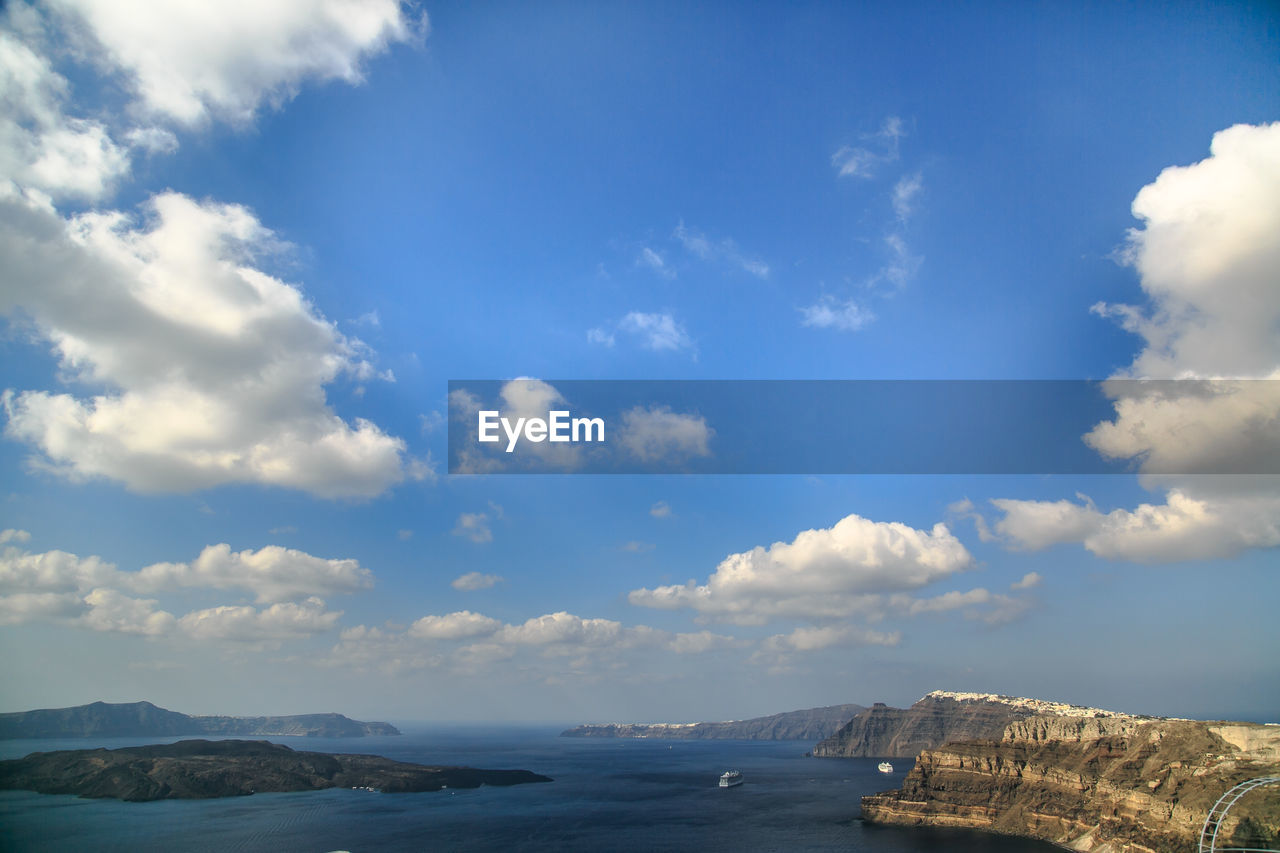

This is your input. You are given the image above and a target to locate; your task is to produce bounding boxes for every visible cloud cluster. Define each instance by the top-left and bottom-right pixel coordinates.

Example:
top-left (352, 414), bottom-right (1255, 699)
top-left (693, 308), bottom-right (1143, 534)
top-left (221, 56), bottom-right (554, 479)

top-left (45, 0), bottom-right (417, 126)
top-left (992, 123), bottom-right (1280, 562)
top-left (326, 609), bottom-right (739, 676)
top-left (804, 116), bottom-right (924, 333)
top-left (628, 512), bottom-right (975, 625)
top-left (0, 532), bottom-right (360, 642)
top-left (0, 2), bottom-right (420, 499)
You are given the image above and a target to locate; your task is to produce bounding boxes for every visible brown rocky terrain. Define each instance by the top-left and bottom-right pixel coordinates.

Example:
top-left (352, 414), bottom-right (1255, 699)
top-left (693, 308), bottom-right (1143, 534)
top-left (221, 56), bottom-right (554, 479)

top-left (0, 739), bottom-right (551, 801)
top-left (861, 713), bottom-right (1280, 852)
top-left (813, 692), bottom-right (1049, 758)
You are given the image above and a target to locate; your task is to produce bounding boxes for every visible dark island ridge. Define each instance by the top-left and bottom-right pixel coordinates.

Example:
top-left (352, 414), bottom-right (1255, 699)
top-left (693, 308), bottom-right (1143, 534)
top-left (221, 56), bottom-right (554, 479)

top-left (0, 700), bottom-right (400, 739)
top-left (0, 739), bottom-right (552, 801)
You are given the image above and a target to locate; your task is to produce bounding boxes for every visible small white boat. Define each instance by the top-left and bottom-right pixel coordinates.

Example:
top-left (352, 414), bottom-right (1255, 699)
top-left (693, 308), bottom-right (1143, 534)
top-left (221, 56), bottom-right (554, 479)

top-left (719, 769), bottom-right (743, 788)
top-left (877, 762), bottom-right (893, 773)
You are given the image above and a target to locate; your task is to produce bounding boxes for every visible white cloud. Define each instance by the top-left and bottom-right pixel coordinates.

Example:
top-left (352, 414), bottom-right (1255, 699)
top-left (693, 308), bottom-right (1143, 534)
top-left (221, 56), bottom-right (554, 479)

top-left (831, 116), bottom-right (903, 179)
top-left (451, 571), bottom-right (503, 591)
top-left (621, 541), bottom-right (655, 553)
top-left (1011, 572), bottom-right (1042, 591)
top-left (177, 596), bottom-right (341, 641)
top-left (763, 624), bottom-right (900, 653)
top-left (0, 529), bottom-right (32, 545)
top-left (586, 327), bottom-right (615, 347)
top-left (0, 591), bottom-right (85, 624)
top-left (452, 512), bottom-right (493, 544)
top-left (649, 501), bottom-right (672, 518)
top-left (618, 312), bottom-right (693, 352)
top-left (629, 512), bottom-right (973, 625)
top-left (990, 123), bottom-right (1280, 565)
top-left (880, 232), bottom-right (921, 287)
top-left (615, 406), bottom-right (713, 463)
top-left (892, 172), bottom-right (923, 222)
top-left (991, 490), bottom-right (1280, 563)
top-left (0, 28), bottom-right (130, 200)
top-left (46, 0), bottom-right (418, 126)
top-left (636, 246), bottom-right (674, 278)
top-left (127, 543), bottom-right (373, 604)
top-left (0, 191), bottom-right (410, 498)
top-left (799, 296), bottom-right (874, 332)
top-left (408, 610), bottom-right (501, 640)
top-left (82, 588), bottom-right (175, 635)
top-left (672, 221), bottom-right (769, 278)
top-left (1098, 123), bottom-right (1280, 381)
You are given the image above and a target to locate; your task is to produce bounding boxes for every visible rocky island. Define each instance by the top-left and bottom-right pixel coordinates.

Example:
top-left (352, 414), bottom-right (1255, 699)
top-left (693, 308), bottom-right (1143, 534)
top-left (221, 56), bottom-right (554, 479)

top-left (0, 739), bottom-right (552, 801)
top-left (0, 700), bottom-right (400, 739)
top-left (561, 703), bottom-right (865, 741)
top-left (860, 692), bottom-right (1280, 853)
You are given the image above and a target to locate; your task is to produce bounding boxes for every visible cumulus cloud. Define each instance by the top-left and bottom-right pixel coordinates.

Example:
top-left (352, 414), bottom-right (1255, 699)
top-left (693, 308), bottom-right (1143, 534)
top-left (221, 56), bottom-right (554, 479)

top-left (1011, 572), bottom-right (1042, 591)
top-left (990, 123), bottom-right (1280, 563)
top-left (799, 296), bottom-right (874, 332)
top-left (177, 596), bottom-right (341, 641)
top-left (408, 610), bottom-right (501, 640)
top-left (0, 538), bottom-right (371, 637)
top-left (327, 609), bottom-right (737, 675)
top-left (649, 501), bottom-right (672, 518)
top-left (0, 26), bottom-right (130, 200)
top-left (992, 490), bottom-right (1280, 563)
top-left (127, 543), bottom-right (373, 604)
top-left (81, 588), bottom-right (176, 635)
top-left (629, 512), bottom-right (973, 625)
top-left (615, 406), bottom-right (713, 463)
top-left (0, 191), bottom-right (411, 498)
top-left (45, 0), bottom-right (418, 126)
top-left (762, 624), bottom-right (900, 653)
top-left (451, 571), bottom-right (503, 591)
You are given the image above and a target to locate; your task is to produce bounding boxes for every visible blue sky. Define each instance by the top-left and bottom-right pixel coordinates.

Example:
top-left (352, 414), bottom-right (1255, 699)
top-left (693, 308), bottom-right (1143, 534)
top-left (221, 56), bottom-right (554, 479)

top-left (1, 1), bottom-right (1277, 724)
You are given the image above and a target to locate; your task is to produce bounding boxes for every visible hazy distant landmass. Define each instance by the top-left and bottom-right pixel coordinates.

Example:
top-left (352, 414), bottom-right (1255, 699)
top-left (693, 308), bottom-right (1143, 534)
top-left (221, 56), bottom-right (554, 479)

top-left (0, 701), bottom-right (400, 739)
top-left (0, 739), bottom-right (551, 801)
top-left (561, 703), bottom-right (865, 741)
top-left (862, 694), bottom-right (1280, 852)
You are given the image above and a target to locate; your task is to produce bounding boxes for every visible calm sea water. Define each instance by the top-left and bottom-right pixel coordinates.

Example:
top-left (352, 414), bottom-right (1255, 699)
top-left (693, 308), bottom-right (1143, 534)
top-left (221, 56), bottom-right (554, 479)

top-left (0, 726), bottom-right (1063, 852)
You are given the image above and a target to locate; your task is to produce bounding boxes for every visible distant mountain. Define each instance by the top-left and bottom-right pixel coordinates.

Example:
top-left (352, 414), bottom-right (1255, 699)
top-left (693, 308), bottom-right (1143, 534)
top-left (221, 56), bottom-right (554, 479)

top-left (0, 701), bottom-right (400, 739)
top-left (0, 739), bottom-right (550, 801)
top-left (561, 703), bottom-right (865, 741)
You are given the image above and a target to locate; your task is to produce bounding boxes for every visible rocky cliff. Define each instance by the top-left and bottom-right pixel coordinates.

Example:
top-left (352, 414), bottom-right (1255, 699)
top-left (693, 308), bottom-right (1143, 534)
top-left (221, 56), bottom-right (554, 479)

top-left (861, 712), bottom-right (1280, 853)
top-left (812, 691), bottom-right (1073, 757)
top-left (0, 701), bottom-right (400, 739)
top-left (561, 703), bottom-right (865, 741)
top-left (0, 739), bottom-right (551, 801)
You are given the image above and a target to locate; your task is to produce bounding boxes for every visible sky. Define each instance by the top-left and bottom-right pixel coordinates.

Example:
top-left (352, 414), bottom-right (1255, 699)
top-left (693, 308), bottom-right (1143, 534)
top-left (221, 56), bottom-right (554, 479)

top-left (0, 0), bottom-right (1277, 725)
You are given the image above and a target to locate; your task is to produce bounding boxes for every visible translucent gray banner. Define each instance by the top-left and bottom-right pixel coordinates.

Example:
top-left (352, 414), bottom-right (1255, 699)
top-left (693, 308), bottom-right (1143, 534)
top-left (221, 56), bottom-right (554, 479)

top-left (446, 379), bottom-right (1280, 475)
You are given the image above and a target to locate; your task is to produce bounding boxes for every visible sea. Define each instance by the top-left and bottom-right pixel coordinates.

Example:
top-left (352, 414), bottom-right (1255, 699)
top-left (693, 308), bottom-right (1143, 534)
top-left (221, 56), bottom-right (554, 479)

top-left (0, 726), bottom-right (1064, 852)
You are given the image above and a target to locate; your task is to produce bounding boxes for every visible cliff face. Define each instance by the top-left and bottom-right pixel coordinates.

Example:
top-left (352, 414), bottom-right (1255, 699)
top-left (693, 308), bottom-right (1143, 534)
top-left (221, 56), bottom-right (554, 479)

top-left (561, 703), bottom-right (865, 741)
top-left (813, 694), bottom-right (1037, 758)
top-left (0, 701), bottom-right (400, 739)
top-left (861, 714), bottom-right (1280, 853)
top-left (0, 739), bottom-right (551, 801)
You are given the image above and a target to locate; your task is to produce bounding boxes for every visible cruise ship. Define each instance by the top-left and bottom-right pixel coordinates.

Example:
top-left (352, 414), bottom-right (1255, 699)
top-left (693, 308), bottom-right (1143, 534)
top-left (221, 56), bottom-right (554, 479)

top-left (877, 762), bottom-right (893, 773)
top-left (719, 770), bottom-right (743, 788)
